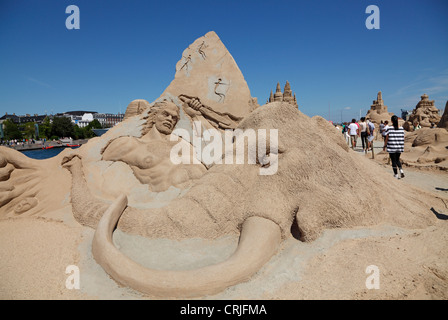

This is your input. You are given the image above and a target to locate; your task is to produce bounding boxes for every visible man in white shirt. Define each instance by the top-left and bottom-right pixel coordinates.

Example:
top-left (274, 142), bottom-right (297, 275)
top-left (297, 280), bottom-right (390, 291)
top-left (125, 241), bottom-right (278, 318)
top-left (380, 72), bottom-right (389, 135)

top-left (348, 119), bottom-right (359, 150)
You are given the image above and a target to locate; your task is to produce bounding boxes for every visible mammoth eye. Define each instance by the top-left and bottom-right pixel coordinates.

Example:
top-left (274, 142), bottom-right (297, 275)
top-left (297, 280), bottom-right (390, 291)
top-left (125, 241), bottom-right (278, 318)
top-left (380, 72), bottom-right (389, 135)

top-left (277, 145), bottom-right (286, 154)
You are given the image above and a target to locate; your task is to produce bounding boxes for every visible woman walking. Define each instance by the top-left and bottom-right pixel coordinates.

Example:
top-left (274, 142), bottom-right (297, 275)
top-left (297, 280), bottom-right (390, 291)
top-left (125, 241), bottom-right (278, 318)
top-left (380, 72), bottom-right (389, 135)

top-left (359, 117), bottom-right (368, 152)
top-left (383, 115), bottom-right (405, 179)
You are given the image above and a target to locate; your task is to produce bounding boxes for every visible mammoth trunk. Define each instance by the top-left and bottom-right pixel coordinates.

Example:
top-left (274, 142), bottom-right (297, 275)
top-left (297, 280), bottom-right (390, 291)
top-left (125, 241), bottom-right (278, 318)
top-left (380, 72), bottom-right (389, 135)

top-left (92, 194), bottom-right (282, 298)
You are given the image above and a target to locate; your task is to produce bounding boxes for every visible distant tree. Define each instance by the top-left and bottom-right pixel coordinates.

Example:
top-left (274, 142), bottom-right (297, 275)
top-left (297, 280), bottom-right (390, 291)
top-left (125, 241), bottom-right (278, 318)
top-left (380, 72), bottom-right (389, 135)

top-left (3, 119), bottom-right (22, 140)
top-left (88, 119), bottom-right (102, 129)
top-left (39, 116), bottom-right (52, 139)
top-left (73, 125), bottom-right (85, 140)
top-left (51, 116), bottom-right (75, 139)
top-left (22, 122), bottom-right (36, 139)
top-left (83, 119), bottom-right (103, 138)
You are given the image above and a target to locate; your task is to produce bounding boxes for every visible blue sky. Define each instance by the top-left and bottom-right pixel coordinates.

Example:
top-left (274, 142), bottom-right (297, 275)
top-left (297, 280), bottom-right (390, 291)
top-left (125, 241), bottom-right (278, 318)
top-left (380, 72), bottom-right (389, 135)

top-left (0, 0), bottom-right (447, 122)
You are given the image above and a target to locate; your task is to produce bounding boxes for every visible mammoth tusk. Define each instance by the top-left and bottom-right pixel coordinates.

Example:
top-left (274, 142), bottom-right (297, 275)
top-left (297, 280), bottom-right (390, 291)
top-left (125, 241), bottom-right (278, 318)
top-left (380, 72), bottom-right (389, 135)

top-left (92, 194), bottom-right (282, 298)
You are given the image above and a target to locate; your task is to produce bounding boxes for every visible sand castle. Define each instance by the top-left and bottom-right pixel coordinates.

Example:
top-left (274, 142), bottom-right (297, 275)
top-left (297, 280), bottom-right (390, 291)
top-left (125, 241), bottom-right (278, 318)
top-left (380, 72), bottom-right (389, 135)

top-left (398, 103), bottom-right (448, 169)
top-left (267, 81), bottom-right (298, 108)
top-left (365, 91), bottom-right (394, 125)
top-left (0, 31), bottom-right (443, 298)
top-left (373, 97), bottom-right (447, 170)
top-left (403, 94), bottom-right (441, 131)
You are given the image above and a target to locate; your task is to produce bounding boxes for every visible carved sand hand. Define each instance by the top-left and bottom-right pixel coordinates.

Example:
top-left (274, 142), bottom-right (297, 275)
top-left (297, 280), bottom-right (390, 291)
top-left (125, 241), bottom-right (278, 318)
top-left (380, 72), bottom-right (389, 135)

top-left (188, 97), bottom-right (202, 111)
top-left (0, 147), bottom-right (69, 216)
top-left (0, 147), bottom-right (41, 210)
top-left (182, 97), bottom-right (202, 117)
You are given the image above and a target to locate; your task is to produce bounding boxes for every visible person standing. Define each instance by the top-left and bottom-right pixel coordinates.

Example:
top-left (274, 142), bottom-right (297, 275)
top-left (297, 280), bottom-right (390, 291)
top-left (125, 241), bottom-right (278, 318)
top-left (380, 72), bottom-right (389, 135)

top-left (359, 117), bottom-right (368, 152)
top-left (367, 119), bottom-right (375, 151)
top-left (348, 119), bottom-right (359, 150)
top-left (381, 120), bottom-right (389, 142)
top-left (383, 115), bottom-right (405, 179)
top-left (343, 122), bottom-right (350, 145)
top-left (378, 120), bottom-right (385, 140)
top-left (413, 122), bottom-right (421, 131)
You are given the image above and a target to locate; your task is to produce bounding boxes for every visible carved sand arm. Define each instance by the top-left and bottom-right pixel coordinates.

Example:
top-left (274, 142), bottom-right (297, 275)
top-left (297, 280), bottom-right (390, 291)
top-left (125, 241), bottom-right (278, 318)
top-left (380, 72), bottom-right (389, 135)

top-left (63, 154), bottom-right (189, 234)
top-left (92, 194), bottom-right (282, 298)
top-left (179, 94), bottom-right (242, 129)
top-left (63, 155), bottom-right (110, 228)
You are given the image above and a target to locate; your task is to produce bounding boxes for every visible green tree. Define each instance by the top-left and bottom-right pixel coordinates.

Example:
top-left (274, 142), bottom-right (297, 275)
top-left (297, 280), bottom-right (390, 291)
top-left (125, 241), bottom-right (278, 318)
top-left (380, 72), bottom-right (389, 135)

top-left (22, 122), bottom-right (36, 139)
top-left (39, 116), bottom-right (52, 139)
top-left (73, 125), bottom-right (85, 140)
top-left (51, 116), bottom-right (75, 139)
top-left (88, 119), bottom-right (102, 129)
top-left (83, 119), bottom-right (103, 138)
top-left (3, 119), bottom-right (22, 140)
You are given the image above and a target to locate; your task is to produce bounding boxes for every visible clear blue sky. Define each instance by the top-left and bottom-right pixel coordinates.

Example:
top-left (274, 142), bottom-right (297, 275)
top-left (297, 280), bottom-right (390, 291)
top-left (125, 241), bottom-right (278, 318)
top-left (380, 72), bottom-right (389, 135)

top-left (1, 0), bottom-right (447, 123)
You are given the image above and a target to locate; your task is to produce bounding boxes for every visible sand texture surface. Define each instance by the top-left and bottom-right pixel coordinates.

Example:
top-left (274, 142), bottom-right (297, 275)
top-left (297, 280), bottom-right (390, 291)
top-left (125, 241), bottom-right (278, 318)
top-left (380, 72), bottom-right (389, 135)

top-left (1, 163), bottom-right (447, 300)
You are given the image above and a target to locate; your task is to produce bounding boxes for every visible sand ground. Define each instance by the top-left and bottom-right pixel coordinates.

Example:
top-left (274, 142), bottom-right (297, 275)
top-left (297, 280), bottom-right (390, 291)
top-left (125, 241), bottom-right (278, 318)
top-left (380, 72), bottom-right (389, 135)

top-left (1, 145), bottom-right (447, 300)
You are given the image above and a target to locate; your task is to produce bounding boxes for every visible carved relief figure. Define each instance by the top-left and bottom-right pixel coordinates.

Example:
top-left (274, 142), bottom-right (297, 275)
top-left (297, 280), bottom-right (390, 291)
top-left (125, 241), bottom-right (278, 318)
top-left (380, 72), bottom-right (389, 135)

top-left (99, 100), bottom-right (207, 192)
top-left (197, 41), bottom-right (208, 60)
top-left (213, 78), bottom-right (228, 102)
top-left (180, 54), bottom-right (192, 72)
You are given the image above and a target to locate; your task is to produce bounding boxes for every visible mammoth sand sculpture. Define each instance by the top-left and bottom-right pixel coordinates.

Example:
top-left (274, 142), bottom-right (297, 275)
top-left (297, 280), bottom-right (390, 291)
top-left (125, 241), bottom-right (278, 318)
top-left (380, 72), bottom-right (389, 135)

top-left (0, 31), bottom-right (440, 298)
top-left (62, 101), bottom-right (436, 298)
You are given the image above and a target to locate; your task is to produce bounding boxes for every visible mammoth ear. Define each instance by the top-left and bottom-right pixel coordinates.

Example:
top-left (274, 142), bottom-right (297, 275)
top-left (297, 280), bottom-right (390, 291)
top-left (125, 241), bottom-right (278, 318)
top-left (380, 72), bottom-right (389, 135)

top-left (290, 208), bottom-right (302, 240)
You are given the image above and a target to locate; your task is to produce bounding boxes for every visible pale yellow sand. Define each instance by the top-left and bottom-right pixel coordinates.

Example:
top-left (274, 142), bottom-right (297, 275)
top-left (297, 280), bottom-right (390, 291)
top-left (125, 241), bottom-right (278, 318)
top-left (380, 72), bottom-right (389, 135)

top-left (1, 165), bottom-right (446, 300)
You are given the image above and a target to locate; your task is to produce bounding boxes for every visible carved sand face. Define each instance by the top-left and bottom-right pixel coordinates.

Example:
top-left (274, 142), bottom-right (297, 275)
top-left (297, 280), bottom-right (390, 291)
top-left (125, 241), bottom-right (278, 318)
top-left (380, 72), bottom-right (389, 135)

top-left (154, 102), bottom-right (179, 135)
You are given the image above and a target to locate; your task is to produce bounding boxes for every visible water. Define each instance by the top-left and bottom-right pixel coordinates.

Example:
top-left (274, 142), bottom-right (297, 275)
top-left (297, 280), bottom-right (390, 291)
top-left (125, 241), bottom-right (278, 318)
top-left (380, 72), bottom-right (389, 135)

top-left (20, 146), bottom-right (80, 160)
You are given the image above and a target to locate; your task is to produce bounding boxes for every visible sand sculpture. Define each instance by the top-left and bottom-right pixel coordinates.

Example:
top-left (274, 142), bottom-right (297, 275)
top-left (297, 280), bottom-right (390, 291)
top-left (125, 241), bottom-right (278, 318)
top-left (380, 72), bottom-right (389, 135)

top-left (0, 31), bottom-right (441, 298)
top-left (375, 125), bottom-right (448, 170)
top-left (403, 94), bottom-right (441, 131)
top-left (123, 99), bottom-right (150, 120)
top-left (395, 127), bottom-right (448, 169)
top-left (161, 31), bottom-right (258, 132)
top-left (437, 100), bottom-right (448, 130)
top-left (267, 81), bottom-right (298, 108)
top-left (365, 91), bottom-right (394, 125)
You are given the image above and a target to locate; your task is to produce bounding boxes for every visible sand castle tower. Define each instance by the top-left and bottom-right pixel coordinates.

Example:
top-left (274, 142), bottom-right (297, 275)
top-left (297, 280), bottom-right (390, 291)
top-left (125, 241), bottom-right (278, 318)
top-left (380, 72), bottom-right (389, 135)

top-left (282, 81), bottom-right (294, 105)
top-left (273, 82), bottom-right (283, 102)
top-left (370, 91), bottom-right (388, 114)
top-left (365, 91), bottom-right (393, 125)
top-left (266, 90), bottom-right (274, 104)
top-left (268, 81), bottom-right (298, 108)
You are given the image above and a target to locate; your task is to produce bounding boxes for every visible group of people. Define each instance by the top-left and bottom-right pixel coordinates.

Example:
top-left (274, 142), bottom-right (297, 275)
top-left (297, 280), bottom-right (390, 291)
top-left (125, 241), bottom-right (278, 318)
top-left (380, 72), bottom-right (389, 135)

top-left (341, 116), bottom-right (405, 179)
top-left (1, 138), bottom-right (39, 147)
top-left (341, 117), bottom-right (375, 152)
